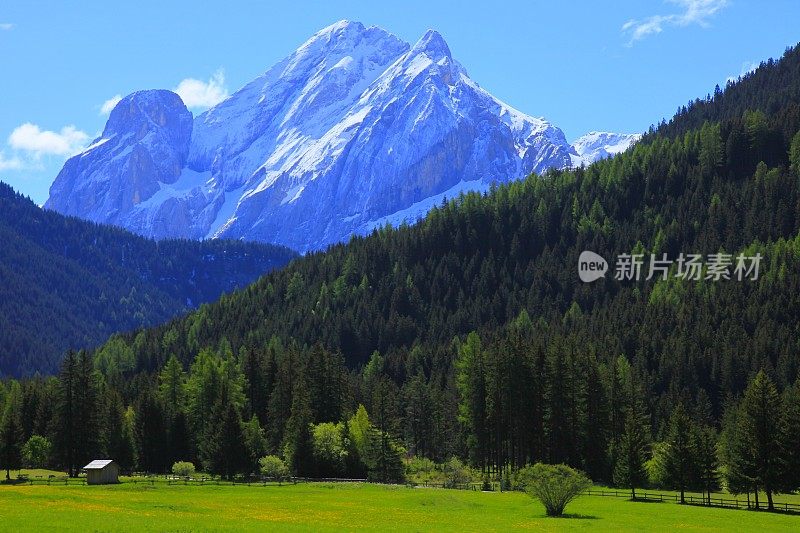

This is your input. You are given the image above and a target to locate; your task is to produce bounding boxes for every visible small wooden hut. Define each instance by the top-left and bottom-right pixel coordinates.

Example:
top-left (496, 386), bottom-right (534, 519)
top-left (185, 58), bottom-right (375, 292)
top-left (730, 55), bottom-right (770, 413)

top-left (83, 459), bottom-right (120, 485)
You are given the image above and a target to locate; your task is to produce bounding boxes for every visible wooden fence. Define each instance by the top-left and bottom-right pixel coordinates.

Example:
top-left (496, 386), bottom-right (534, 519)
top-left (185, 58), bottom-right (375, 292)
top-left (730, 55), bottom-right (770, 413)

top-left (14, 474), bottom-right (368, 487)
top-left (584, 488), bottom-right (800, 514)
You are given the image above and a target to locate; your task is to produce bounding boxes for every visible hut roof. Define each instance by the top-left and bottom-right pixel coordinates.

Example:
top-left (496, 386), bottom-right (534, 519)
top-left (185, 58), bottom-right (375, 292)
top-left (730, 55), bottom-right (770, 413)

top-left (83, 460), bottom-right (115, 470)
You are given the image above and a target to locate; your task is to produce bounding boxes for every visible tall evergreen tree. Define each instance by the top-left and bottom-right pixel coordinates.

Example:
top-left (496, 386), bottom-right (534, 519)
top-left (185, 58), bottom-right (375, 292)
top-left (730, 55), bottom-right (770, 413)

top-left (241, 415), bottom-right (268, 475)
top-left (241, 345), bottom-right (270, 424)
top-left (267, 342), bottom-right (294, 451)
top-left (584, 355), bottom-right (610, 481)
top-left (105, 390), bottom-right (135, 474)
top-left (663, 402), bottom-right (696, 503)
top-left (53, 351), bottom-right (78, 476)
top-left (614, 377), bottom-right (649, 500)
top-left (732, 371), bottom-right (787, 510)
top-left (0, 382), bottom-right (23, 479)
top-left (781, 379), bottom-right (800, 493)
top-left (719, 395), bottom-right (752, 501)
top-left (364, 424), bottom-right (405, 483)
top-left (201, 382), bottom-right (247, 479)
top-left (136, 390), bottom-right (168, 473)
top-left (283, 371), bottom-right (315, 476)
top-left (158, 355), bottom-right (186, 420)
top-left (53, 351), bottom-right (102, 476)
top-left (365, 376), bottom-right (405, 483)
top-left (455, 332), bottom-right (488, 471)
top-left (694, 425), bottom-right (721, 504)
top-left (403, 373), bottom-right (433, 458)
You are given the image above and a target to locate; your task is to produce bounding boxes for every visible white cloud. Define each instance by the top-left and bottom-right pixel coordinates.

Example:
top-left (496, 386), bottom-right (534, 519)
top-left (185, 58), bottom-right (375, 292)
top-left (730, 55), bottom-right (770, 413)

top-left (100, 94), bottom-right (123, 116)
top-left (174, 69), bottom-right (229, 109)
top-left (8, 123), bottom-right (89, 157)
top-left (726, 61), bottom-right (759, 85)
top-left (0, 23), bottom-right (13, 31)
top-left (0, 151), bottom-right (23, 171)
top-left (622, 0), bottom-right (728, 45)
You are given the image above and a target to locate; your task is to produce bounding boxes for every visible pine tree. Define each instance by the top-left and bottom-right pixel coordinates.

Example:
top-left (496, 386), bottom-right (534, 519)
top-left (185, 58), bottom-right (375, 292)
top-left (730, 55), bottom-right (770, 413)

top-left (119, 407), bottom-right (138, 473)
top-left (403, 373), bottom-right (433, 458)
top-left (719, 396), bottom-right (751, 501)
top-left (241, 346), bottom-right (269, 424)
top-left (54, 351), bottom-right (77, 476)
top-left (364, 376), bottom-right (405, 483)
top-left (347, 404), bottom-right (372, 476)
top-left (693, 425), bottom-right (721, 504)
top-left (169, 411), bottom-right (193, 466)
top-left (663, 402), bottom-right (696, 504)
top-left (306, 343), bottom-right (344, 423)
top-left (364, 425), bottom-right (405, 483)
top-left (201, 383), bottom-right (247, 479)
top-left (584, 355), bottom-right (610, 482)
top-left (733, 371), bottom-right (786, 510)
top-left (136, 390), bottom-right (168, 473)
top-left (105, 391), bottom-right (135, 474)
top-left (267, 342), bottom-right (294, 451)
top-left (241, 415), bottom-right (268, 474)
top-left (53, 351), bottom-right (102, 477)
top-left (158, 355), bottom-right (186, 420)
top-left (74, 350), bottom-right (103, 466)
top-left (455, 332), bottom-right (488, 471)
top-left (283, 371), bottom-right (315, 476)
top-left (614, 378), bottom-right (649, 500)
top-left (186, 348), bottom-right (223, 441)
top-left (782, 379), bottom-right (800, 493)
top-left (790, 131), bottom-right (800, 175)
top-left (0, 382), bottom-right (23, 479)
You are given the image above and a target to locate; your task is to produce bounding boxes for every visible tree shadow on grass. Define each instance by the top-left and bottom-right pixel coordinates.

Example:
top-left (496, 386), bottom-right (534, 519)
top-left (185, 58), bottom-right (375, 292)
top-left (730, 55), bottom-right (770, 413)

top-left (542, 513), bottom-right (599, 520)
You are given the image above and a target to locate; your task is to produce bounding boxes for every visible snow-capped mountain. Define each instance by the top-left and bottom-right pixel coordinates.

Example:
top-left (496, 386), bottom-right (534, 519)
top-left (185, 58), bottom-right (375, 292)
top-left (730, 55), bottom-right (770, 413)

top-left (570, 131), bottom-right (641, 165)
top-left (46, 21), bottom-right (638, 252)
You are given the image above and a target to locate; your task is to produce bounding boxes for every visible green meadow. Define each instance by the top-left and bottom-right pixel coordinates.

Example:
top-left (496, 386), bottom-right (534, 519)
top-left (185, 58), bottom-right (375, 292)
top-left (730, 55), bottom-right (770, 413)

top-left (1, 482), bottom-right (798, 532)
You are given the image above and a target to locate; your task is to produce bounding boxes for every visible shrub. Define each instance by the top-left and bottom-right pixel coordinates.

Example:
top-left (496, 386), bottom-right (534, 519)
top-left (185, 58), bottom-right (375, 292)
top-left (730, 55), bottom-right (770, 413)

top-left (442, 457), bottom-right (472, 488)
top-left (311, 422), bottom-right (347, 476)
top-left (517, 463), bottom-right (592, 517)
top-left (21, 435), bottom-right (52, 469)
top-left (171, 461), bottom-right (196, 478)
top-left (404, 456), bottom-right (437, 483)
top-left (259, 455), bottom-right (289, 481)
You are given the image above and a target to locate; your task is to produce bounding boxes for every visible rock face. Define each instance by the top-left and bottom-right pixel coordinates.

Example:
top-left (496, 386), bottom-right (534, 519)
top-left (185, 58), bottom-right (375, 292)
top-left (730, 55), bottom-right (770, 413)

top-left (46, 90), bottom-right (196, 238)
top-left (570, 131), bottom-right (641, 165)
top-left (46, 21), bottom-right (638, 252)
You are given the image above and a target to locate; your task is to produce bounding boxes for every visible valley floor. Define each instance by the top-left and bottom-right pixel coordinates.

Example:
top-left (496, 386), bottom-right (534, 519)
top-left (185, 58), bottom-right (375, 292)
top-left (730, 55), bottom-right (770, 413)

top-left (1, 482), bottom-right (798, 531)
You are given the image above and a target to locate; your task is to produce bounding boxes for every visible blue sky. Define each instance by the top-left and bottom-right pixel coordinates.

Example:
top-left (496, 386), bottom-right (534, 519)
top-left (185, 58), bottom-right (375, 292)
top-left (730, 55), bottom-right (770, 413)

top-left (1, 0), bottom-right (798, 204)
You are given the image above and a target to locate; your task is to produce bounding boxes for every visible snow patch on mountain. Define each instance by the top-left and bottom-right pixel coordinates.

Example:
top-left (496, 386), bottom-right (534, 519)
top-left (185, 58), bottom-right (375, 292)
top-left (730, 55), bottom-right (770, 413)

top-left (570, 131), bottom-right (641, 165)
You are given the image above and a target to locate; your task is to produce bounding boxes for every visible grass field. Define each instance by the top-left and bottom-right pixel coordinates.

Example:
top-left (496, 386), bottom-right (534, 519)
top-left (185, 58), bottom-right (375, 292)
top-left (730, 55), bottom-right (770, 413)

top-left (1, 482), bottom-right (799, 532)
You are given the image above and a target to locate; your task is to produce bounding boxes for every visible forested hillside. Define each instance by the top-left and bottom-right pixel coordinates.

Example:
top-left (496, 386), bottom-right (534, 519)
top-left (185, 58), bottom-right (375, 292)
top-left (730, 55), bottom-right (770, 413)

top-left (0, 183), bottom-right (297, 377)
top-left (3, 44), bottom-right (800, 506)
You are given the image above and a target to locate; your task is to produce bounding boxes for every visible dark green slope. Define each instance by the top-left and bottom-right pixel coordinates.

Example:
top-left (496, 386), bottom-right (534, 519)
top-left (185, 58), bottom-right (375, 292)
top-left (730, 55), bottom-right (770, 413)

top-left (0, 183), bottom-right (297, 377)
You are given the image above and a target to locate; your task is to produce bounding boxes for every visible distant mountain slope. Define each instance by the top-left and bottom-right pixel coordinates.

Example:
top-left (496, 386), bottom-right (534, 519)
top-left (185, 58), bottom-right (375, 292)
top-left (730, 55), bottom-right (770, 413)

top-left (46, 21), bottom-right (636, 252)
top-left (0, 182), bottom-right (296, 377)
